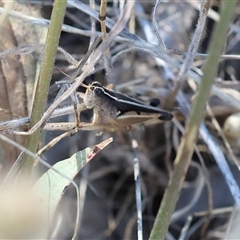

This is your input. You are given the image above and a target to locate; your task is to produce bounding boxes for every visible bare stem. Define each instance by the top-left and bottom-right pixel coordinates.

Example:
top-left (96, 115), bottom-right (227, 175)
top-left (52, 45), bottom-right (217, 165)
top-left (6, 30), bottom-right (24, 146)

top-left (20, 1), bottom-right (67, 175)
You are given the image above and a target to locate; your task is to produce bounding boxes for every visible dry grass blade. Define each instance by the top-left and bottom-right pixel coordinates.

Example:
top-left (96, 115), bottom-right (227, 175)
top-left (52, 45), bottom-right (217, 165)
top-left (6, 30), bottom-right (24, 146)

top-left (166, 0), bottom-right (210, 107)
top-left (152, 0), bottom-right (166, 51)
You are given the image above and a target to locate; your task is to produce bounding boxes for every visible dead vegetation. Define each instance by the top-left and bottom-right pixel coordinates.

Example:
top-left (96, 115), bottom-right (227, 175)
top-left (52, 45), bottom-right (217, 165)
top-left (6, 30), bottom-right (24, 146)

top-left (0, 0), bottom-right (239, 239)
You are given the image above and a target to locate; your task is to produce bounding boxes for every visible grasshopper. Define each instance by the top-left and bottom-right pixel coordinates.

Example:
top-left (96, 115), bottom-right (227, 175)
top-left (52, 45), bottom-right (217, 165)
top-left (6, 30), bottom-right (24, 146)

top-left (52, 81), bottom-right (174, 132)
top-left (0, 81), bottom-right (173, 134)
top-left (39, 81), bottom-right (174, 153)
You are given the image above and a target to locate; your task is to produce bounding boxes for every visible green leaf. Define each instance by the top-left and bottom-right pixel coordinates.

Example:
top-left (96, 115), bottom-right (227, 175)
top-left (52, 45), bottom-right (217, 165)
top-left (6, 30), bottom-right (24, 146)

top-left (31, 137), bottom-right (113, 237)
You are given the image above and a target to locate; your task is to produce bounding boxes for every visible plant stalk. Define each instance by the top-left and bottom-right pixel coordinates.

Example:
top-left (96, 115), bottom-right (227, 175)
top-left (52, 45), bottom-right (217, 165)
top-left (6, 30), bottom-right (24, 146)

top-left (149, 2), bottom-right (237, 239)
top-left (20, 0), bottom-right (67, 175)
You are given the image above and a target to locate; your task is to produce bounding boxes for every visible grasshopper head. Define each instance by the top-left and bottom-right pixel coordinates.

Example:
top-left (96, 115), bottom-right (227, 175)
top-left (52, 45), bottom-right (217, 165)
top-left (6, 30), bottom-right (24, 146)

top-left (83, 82), bottom-right (105, 109)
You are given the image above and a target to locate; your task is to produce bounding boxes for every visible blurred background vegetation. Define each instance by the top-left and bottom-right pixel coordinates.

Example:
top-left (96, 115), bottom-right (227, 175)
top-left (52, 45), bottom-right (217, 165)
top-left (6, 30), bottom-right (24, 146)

top-left (0, 0), bottom-right (240, 239)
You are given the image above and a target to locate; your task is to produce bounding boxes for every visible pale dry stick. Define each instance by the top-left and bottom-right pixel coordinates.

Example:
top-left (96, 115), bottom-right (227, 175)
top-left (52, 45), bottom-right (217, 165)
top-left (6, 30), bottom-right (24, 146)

top-left (166, 0), bottom-right (210, 107)
top-left (99, 0), bottom-right (108, 38)
top-left (89, 0), bottom-right (96, 43)
top-left (0, 117), bottom-right (29, 133)
top-left (52, 82), bottom-right (82, 131)
top-left (0, 43), bottom-right (78, 66)
top-left (57, 46), bottom-right (79, 66)
top-left (37, 129), bottom-right (76, 155)
top-left (188, 79), bottom-right (240, 170)
top-left (152, 0), bottom-right (166, 52)
top-left (70, 36), bottom-right (102, 82)
top-left (0, 43), bottom-right (44, 59)
top-left (99, 0), bottom-right (113, 84)
top-left (179, 216), bottom-right (193, 240)
top-left (0, 134), bottom-right (81, 240)
top-left (195, 53), bottom-right (240, 60)
top-left (53, 36), bottom-right (101, 98)
top-left (14, 1), bottom-right (135, 136)
top-left (0, 7), bottom-right (101, 38)
top-left (186, 217), bottom-right (208, 239)
top-left (135, 2), bottom-right (175, 81)
top-left (88, 0), bottom-right (97, 62)
top-left (162, 51), bottom-right (240, 61)
top-left (129, 4), bottom-right (135, 35)
top-left (119, 0), bottom-right (125, 12)
top-left (186, 0), bottom-right (219, 22)
top-left (196, 206), bottom-right (233, 217)
top-left (67, 0), bottom-right (141, 42)
top-left (131, 136), bottom-right (143, 240)
top-left (0, 103), bottom-right (86, 133)
top-left (224, 205), bottom-right (240, 239)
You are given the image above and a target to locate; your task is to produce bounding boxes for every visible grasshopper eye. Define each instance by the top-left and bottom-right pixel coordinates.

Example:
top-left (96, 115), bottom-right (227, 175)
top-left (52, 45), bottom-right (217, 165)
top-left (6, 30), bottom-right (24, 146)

top-left (94, 87), bottom-right (104, 97)
top-left (149, 98), bottom-right (161, 107)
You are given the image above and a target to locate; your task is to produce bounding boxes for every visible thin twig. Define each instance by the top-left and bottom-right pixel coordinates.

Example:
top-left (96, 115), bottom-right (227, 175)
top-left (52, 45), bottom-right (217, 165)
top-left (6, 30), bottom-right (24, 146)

top-left (37, 129), bottom-right (76, 155)
top-left (166, 0), bottom-right (210, 108)
top-left (99, 0), bottom-right (113, 84)
top-left (131, 136), bottom-right (143, 240)
top-left (152, 0), bottom-right (166, 52)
